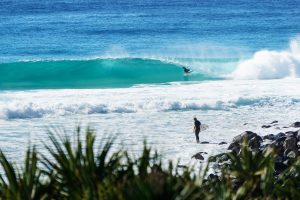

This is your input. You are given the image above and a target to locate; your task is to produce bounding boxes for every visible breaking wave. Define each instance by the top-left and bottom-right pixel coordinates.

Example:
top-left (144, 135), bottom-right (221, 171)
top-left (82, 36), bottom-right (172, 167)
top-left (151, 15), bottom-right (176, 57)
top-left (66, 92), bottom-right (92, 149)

top-left (232, 39), bottom-right (300, 79)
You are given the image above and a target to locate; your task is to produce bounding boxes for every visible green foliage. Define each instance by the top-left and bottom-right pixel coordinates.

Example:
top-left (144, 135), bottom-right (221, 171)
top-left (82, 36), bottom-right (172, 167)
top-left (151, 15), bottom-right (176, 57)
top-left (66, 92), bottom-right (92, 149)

top-left (0, 128), bottom-right (300, 199)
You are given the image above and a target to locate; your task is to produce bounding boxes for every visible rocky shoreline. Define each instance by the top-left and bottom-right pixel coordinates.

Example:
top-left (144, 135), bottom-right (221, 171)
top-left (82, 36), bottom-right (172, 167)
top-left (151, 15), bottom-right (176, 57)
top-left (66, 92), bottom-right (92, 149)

top-left (192, 121), bottom-right (300, 177)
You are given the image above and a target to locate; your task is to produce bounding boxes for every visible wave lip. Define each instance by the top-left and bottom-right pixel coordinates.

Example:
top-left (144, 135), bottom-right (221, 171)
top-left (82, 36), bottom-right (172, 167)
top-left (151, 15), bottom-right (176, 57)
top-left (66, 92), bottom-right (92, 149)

top-left (232, 39), bottom-right (300, 80)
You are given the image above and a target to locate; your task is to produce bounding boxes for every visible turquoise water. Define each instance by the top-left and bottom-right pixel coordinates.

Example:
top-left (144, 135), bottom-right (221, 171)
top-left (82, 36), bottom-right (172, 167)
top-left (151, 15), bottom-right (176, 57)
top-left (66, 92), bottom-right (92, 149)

top-left (1, 0), bottom-right (300, 89)
top-left (0, 58), bottom-right (223, 89)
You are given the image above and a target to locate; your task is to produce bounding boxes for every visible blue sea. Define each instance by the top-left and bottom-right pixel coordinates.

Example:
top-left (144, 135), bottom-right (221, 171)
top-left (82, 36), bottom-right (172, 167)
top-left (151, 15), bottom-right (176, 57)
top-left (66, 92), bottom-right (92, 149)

top-left (1, 0), bottom-right (300, 163)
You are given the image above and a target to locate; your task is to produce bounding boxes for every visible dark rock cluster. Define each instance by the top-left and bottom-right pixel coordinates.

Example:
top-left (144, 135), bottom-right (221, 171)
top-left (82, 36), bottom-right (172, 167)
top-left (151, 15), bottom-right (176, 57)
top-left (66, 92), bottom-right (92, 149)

top-left (210, 122), bottom-right (300, 175)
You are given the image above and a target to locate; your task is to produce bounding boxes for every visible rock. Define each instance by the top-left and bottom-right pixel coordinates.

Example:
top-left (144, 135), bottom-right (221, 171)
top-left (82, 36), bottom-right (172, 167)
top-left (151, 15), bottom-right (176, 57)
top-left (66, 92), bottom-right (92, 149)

top-left (232, 131), bottom-right (261, 144)
top-left (191, 152), bottom-right (204, 160)
top-left (262, 125), bottom-right (271, 128)
top-left (248, 137), bottom-right (261, 149)
top-left (228, 142), bottom-right (240, 154)
top-left (199, 151), bottom-right (208, 154)
top-left (285, 131), bottom-right (298, 138)
top-left (291, 122), bottom-right (300, 128)
top-left (284, 137), bottom-right (297, 151)
top-left (269, 142), bottom-right (284, 156)
top-left (263, 134), bottom-right (275, 140)
top-left (275, 136), bottom-right (286, 143)
top-left (200, 141), bottom-right (209, 144)
top-left (271, 120), bottom-right (278, 124)
top-left (218, 142), bottom-right (227, 145)
top-left (243, 123), bottom-right (248, 125)
top-left (275, 132), bottom-right (285, 139)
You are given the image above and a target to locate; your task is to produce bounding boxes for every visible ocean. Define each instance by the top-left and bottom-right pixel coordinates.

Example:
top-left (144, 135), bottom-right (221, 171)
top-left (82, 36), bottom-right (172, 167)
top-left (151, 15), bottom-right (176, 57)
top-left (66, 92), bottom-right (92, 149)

top-left (1, 0), bottom-right (300, 164)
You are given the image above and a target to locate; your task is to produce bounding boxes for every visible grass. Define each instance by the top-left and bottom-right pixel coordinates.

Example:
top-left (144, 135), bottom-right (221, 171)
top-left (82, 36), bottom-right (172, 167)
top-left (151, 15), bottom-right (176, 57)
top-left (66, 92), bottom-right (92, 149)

top-left (0, 127), bottom-right (300, 199)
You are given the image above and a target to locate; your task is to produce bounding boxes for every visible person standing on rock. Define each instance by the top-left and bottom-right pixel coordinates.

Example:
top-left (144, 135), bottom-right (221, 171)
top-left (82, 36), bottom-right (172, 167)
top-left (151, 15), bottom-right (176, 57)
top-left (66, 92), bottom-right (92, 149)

top-left (194, 117), bottom-right (201, 143)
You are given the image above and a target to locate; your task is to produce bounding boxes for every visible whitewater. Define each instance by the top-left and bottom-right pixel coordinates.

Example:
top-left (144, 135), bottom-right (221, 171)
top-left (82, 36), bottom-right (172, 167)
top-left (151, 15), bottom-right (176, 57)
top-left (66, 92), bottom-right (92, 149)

top-left (1, 40), bottom-right (300, 164)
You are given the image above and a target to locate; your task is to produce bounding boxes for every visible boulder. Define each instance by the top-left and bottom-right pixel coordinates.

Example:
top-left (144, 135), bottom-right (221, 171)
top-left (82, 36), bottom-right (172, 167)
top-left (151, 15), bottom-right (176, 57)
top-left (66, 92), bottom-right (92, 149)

top-left (263, 134), bottom-right (275, 140)
top-left (200, 141), bottom-right (209, 144)
top-left (228, 142), bottom-right (240, 154)
top-left (218, 142), bottom-right (227, 145)
top-left (191, 152), bottom-right (204, 160)
top-left (248, 137), bottom-right (261, 149)
top-left (284, 137), bottom-right (297, 151)
top-left (232, 131), bottom-right (261, 144)
top-left (285, 131), bottom-right (298, 138)
top-left (262, 125), bottom-right (271, 129)
top-left (291, 122), bottom-right (300, 128)
top-left (275, 136), bottom-right (286, 143)
top-left (274, 132), bottom-right (285, 140)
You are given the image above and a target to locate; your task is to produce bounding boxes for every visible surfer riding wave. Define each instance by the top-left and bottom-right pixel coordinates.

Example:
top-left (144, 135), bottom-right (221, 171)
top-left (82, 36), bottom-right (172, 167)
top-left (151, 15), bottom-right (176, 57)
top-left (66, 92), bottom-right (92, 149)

top-left (182, 66), bottom-right (192, 74)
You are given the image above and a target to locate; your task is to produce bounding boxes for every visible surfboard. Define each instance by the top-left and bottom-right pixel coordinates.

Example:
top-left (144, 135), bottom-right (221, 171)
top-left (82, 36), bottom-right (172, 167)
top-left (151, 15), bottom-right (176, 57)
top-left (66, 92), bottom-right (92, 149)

top-left (184, 71), bottom-right (193, 76)
top-left (200, 124), bottom-right (209, 131)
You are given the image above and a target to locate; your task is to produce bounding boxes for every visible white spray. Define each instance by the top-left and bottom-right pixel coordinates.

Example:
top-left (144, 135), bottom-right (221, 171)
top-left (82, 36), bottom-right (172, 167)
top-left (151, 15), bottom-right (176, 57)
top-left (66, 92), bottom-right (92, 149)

top-left (232, 39), bottom-right (300, 79)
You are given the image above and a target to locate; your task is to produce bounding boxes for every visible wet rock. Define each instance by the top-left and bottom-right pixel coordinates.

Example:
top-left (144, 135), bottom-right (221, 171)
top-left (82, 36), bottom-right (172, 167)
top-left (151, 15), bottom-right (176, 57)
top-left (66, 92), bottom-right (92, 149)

top-left (274, 132), bottom-right (285, 139)
top-left (284, 137), bottom-right (297, 151)
top-left (291, 122), bottom-right (300, 128)
top-left (285, 131), bottom-right (298, 138)
top-left (218, 142), bottom-right (227, 145)
top-left (233, 131), bottom-right (261, 144)
top-left (228, 142), bottom-right (240, 154)
top-left (191, 152), bottom-right (204, 160)
top-left (200, 141), bottom-right (209, 144)
top-left (262, 125), bottom-right (271, 128)
top-left (199, 151), bottom-right (208, 154)
top-left (248, 137), bottom-right (261, 149)
top-left (263, 134), bottom-right (275, 140)
top-left (275, 136), bottom-right (286, 143)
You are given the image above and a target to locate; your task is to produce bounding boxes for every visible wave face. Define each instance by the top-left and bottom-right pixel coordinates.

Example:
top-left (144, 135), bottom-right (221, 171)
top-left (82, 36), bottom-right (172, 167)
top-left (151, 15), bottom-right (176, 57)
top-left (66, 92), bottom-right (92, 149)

top-left (0, 58), bottom-right (218, 90)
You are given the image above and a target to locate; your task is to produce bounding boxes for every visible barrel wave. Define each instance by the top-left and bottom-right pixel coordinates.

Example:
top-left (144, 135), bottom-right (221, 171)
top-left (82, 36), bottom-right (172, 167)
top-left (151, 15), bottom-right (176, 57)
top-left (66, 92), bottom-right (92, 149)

top-left (0, 58), bottom-right (216, 90)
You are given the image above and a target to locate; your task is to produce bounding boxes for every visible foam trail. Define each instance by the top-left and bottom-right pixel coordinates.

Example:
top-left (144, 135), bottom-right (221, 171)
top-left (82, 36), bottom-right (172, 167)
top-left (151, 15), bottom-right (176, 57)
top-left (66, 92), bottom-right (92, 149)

top-left (232, 39), bottom-right (300, 79)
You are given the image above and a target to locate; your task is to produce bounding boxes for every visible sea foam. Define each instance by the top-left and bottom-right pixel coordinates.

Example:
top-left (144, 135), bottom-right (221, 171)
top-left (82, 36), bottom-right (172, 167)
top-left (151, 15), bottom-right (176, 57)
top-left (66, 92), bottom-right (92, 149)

top-left (232, 39), bottom-right (300, 79)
